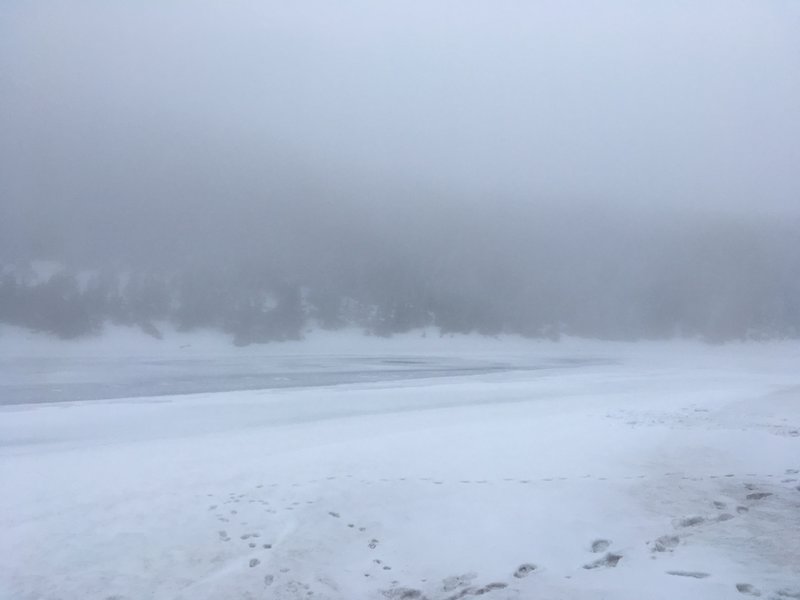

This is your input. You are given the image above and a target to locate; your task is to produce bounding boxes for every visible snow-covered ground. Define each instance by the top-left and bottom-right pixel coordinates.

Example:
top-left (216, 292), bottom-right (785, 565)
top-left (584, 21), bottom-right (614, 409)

top-left (1, 328), bottom-right (799, 600)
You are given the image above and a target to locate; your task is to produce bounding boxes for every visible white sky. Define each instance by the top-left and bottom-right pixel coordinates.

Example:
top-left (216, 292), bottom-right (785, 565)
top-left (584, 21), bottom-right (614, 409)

top-left (1, 0), bottom-right (799, 220)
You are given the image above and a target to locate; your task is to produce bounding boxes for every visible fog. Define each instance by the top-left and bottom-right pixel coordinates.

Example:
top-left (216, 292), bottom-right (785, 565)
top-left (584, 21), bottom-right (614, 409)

top-left (1, 1), bottom-right (799, 342)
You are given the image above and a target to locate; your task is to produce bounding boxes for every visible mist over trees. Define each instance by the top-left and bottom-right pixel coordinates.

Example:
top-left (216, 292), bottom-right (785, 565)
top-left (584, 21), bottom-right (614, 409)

top-left (2, 204), bottom-right (799, 344)
top-left (1, 1), bottom-right (798, 344)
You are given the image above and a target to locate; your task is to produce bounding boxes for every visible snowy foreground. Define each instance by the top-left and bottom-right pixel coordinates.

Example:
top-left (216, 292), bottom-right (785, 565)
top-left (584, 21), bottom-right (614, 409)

top-left (1, 329), bottom-right (799, 600)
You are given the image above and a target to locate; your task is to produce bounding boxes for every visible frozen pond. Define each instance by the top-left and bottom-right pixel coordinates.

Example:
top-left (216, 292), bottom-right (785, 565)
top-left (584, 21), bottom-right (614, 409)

top-left (0, 354), bottom-right (605, 405)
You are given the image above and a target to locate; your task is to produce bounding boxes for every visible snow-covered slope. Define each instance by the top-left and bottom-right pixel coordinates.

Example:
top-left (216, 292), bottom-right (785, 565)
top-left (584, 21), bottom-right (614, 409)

top-left (1, 336), bottom-right (798, 600)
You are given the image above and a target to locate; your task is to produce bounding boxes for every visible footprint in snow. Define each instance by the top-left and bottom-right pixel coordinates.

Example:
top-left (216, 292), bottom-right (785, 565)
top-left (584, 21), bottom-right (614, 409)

top-left (674, 516), bottom-right (705, 528)
top-left (445, 582), bottom-right (508, 599)
top-left (736, 583), bottom-right (761, 596)
top-left (746, 492), bottom-right (772, 501)
top-left (716, 513), bottom-right (735, 522)
top-left (381, 588), bottom-right (426, 599)
top-left (666, 571), bottom-right (710, 579)
top-left (651, 535), bottom-right (680, 553)
top-left (583, 553), bottom-right (622, 569)
top-left (513, 563), bottom-right (538, 578)
top-left (441, 572), bottom-right (477, 591)
top-left (591, 539), bottom-right (611, 553)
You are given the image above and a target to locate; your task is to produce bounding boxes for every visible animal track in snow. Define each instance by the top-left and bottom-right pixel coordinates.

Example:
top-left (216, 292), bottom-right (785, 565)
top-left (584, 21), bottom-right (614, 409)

top-left (591, 539), bottom-right (611, 553)
top-left (666, 571), bottom-right (710, 579)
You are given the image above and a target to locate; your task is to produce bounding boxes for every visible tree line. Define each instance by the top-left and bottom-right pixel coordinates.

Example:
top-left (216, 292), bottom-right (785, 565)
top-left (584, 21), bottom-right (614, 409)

top-left (1, 228), bottom-right (799, 345)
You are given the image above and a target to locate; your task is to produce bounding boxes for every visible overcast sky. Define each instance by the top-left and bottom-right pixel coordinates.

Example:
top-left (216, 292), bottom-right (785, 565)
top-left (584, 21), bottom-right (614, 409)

top-left (1, 0), bottom-right (799, 265)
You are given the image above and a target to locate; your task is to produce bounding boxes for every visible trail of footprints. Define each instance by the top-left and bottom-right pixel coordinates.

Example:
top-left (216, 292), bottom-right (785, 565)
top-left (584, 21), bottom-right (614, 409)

top-left (647, 477), bottom-right (800, 598)
top-left (380, 538), bottom-right (621, 600)
top-left (201, 468), bottom-right (799, 598)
